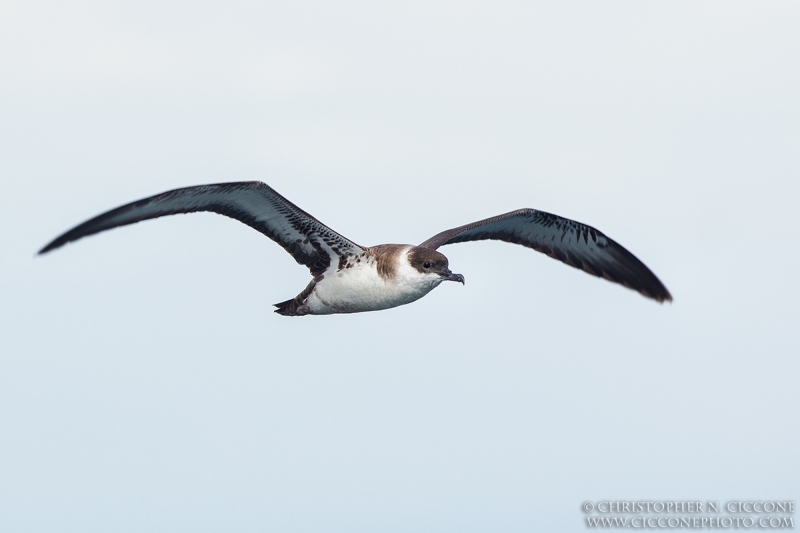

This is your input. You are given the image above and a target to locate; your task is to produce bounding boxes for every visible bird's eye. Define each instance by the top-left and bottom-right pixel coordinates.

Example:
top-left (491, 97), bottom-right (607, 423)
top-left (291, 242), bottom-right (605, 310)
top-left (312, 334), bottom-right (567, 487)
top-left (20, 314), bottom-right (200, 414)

top-left (423, 262), bottom-right (431, 269)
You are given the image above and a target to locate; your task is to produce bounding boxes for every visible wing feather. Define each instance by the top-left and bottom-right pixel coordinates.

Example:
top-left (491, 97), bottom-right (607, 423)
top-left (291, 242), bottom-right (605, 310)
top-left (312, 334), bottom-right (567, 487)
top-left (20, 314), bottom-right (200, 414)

top-left (420, 209), bottom-right (671, 302)
top-left (39, 181), bottom-right (364, 277)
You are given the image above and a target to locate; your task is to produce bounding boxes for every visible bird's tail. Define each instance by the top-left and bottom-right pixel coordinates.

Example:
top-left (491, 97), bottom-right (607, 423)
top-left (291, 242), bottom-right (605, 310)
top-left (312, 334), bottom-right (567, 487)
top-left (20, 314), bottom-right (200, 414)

top-left (273, 298), bottom-right (303, 316)
top-left (273, 280), bottom-right (316, 316)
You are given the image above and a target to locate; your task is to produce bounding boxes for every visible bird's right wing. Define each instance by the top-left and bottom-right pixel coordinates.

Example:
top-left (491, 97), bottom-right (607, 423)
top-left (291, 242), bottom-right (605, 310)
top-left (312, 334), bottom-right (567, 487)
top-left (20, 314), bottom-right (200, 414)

top-left (39, 181), bottom-right (365, 277)
top-left (420, 208), bottom-right (671, 302)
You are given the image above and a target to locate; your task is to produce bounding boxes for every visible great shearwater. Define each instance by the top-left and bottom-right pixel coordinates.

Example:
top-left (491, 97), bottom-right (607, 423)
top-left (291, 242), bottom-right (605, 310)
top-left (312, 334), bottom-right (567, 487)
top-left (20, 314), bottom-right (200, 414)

top-left (39, 181), bottom-right (672, 315)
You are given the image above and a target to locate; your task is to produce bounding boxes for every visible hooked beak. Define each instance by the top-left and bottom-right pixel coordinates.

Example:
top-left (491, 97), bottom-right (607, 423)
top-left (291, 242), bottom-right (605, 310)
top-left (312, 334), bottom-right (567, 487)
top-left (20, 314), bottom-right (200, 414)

top-left (441, 269), bottom-right (465, 285)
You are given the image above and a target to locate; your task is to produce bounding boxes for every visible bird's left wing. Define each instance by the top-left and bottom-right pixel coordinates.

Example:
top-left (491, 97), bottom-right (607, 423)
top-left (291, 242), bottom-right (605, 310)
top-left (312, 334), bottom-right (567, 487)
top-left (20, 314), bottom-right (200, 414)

top-left (39, 181), bottom-right (365, 277)
top-left (420, 208), bottom-right (671, 302)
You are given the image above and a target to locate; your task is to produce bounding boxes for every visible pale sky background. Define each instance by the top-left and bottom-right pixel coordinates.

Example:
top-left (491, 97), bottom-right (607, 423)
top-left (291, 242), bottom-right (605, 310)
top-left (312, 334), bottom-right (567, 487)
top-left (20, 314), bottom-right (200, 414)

top-left (1, 1), bottom-right (799, 531)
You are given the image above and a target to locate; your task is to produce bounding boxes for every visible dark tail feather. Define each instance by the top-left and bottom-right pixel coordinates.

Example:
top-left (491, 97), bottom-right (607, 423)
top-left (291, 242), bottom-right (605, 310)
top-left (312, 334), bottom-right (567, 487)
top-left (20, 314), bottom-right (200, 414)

top-left (274, 298), bottom-right (303, 316)
top-left (273, 280), bottom-right (316, 316)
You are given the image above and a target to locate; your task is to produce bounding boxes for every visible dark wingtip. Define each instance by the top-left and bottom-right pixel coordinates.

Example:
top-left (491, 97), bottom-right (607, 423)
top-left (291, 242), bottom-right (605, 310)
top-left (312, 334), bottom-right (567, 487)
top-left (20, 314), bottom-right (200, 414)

top-left (38, 236), bottom-right (67, 255)
top-left (646, 285), bottom-right (672, 304)
top-left (38, 242), bottom-right (57, 255)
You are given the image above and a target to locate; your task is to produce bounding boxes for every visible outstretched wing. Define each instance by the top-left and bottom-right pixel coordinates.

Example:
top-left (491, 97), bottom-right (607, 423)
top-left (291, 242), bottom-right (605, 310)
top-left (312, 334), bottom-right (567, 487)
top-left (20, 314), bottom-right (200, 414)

top-left (420, 209), bottom-right (671, 302)
top-left (39, 181), bottom-right (365, 277)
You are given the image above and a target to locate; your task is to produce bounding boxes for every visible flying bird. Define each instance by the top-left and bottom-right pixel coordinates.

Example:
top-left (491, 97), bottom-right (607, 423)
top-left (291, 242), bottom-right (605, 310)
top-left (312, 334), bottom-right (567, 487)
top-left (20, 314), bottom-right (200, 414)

top-left (39, 181), bottom-right (671, 315)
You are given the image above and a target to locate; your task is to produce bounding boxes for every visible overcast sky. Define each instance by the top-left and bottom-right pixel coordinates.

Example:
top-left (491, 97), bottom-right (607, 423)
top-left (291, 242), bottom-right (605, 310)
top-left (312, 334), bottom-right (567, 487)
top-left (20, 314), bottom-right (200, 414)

top-left (1, 1), bottom-right (798, 531)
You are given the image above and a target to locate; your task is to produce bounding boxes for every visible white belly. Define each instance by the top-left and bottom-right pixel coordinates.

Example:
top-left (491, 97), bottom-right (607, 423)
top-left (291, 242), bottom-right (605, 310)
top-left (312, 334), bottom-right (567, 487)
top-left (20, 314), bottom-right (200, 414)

top-left (304, 254), bottom-right (442, 315)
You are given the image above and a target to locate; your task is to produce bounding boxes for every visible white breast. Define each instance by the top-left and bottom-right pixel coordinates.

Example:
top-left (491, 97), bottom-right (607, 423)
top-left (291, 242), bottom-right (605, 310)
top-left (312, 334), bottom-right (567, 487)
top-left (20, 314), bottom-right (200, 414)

top-left (304, 247), bottom-right (443, 314)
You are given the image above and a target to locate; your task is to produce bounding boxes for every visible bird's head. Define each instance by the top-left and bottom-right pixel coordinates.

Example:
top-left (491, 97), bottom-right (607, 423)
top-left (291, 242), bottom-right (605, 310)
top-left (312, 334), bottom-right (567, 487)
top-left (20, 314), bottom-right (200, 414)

top-left (407, 246), bottom-right (465, 285)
